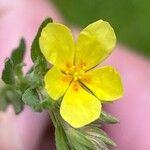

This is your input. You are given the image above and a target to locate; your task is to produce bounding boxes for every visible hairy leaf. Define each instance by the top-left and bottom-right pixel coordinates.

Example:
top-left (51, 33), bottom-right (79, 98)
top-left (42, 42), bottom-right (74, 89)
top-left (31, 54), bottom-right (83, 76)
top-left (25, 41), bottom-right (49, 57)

top-left (55, 124), bottom-right (69, 150)
top-left (2, 59), bottom-right (15, 85)
top-left (22, 88), bottom-right (42, 112)
top-left (11, 38), bottom-right (26, 66)
top-left (66, 128), bottom-right (94, 149)
top-left (100, 111), bottom-right (119, 124)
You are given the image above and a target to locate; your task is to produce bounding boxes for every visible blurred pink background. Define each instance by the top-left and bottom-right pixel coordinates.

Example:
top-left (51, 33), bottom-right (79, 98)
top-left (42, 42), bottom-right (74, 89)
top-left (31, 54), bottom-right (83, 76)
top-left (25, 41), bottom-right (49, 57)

top-left (0, 0), bottom-right (150, 150)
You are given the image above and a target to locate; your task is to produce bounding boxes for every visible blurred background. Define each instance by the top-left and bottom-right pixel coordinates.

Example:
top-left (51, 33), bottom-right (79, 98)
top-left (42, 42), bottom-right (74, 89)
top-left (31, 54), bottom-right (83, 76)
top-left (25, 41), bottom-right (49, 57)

top-left (52, 0), bottom-right (150, 57)
top-left (0, 0), bottom-right (150, 150)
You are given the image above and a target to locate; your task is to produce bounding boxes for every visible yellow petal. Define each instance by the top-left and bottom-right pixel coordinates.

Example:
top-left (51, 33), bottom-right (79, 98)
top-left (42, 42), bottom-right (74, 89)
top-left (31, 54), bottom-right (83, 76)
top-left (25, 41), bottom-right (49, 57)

top-left (60, 82), bottom-right (101, 128)
top-left (75, 20), bottom-right (116, 70)
top-left (39, 23), bottom-right (74, 70)
top-left (81, 66), bottom-right (123, 101)
top-left (44, 67), bottom-right (72, 100)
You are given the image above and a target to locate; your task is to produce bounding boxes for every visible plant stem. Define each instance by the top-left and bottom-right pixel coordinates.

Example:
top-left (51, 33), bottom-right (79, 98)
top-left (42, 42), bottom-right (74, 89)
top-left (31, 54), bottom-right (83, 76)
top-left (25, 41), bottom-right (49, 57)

top-left (48, 110), bottom-right (57, 128)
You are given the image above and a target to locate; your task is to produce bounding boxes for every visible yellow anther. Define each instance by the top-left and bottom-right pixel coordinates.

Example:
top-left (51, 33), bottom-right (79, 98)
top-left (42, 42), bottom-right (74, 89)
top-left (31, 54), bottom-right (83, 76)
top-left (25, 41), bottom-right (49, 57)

top-left (74, 72), bottom-right (78, 76)
top-left (72, 65), bottom-right (76, 69)
top-left (65, 70), bottom-right (70, 74)
top-left (74, 76), bottom-right (78, 81)
top-left (65, 64), bottom-right (85, 81)
top-left (78, 76), bottom-right (82, 79)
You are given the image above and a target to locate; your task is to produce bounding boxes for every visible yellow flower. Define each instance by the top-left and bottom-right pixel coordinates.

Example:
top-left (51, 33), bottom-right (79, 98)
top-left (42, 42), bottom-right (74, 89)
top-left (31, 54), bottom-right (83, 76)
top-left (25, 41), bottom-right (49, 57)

top-left (39, 20), bottom-right (123, 128)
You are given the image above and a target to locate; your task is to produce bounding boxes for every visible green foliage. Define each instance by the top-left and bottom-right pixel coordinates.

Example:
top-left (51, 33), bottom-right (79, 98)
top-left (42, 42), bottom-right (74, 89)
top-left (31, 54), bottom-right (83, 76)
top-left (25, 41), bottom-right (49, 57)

top-left (0, 38), bottom-right (27, 114)
top-left (0, 35), bottom-right (51, 114)
top-left (40, 98), bottom-right (54, 110)
top-left (29, 18), bottom-right (53, 90)
top-left (51, 109), bottom-right (117, 150)
top-left (2, 38), bottom-right (26, 85)
top-left (0, 83), bottom-right (9, 111)
top-left (31, 17), bottom-right (53, 62)
top-left (22, 88), bottom-right (42, 112)
top-left (52, 0), bottom-right (150, 56)
top-left (81, 126), bottom-right (117, 147)
top-left (19, 18), bottom-right (55, 112)
top-left (26, 57), bottom-right (48, 87)
top-left (11, 38), bottom-right (26, 66)
top-left (55, 123), bottom-right (70, 150)
top-left (66, 128), bottom-right (94, 149)
top-left (0, 85), bottom-right (24, 114)
top-left (100, 111), bottom-right (119, 124)
top-left (5, 89), bottom-right (24, 114)
top-left (22, 87), bottom-right (54, 112)
top-left (2, 59), bottom-right (15, 85)
top-left (14, 63), bottom-right (25, 79)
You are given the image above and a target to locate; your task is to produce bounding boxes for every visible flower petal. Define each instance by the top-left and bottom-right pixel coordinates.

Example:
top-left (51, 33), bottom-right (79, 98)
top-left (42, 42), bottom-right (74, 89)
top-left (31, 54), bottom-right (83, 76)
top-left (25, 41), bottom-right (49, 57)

top-left (44, 67), bottom-right (72, 100)
top-left (60, 82), bottom-right (101, 128)
top-left (75, 20), bottom-right (116, 70)
top-left (81, 66), bottom-right (123, 101)
top-left (39, 23), bottom-right (74, 70)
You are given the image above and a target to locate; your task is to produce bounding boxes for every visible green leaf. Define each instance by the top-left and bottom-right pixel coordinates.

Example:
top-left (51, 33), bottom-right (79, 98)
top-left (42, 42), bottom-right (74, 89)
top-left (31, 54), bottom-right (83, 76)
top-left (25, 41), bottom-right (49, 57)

top-left (31, 17), bottom-right (53, 62)
top-left (22, 88), bottom-right (42, 112)
top-left (55, 124), bottom-right (69, 150)
top-left (15, 63), bottom-right (25, 78)
top-left (26, 57), bottom-right (49, 87)
top-left (98, 134), bottom-right (117, 147)
top-left (86, 129), bottom-right (116, 147)
top-left (66, 128), bottom-right (94, 149)
top-left (0, 87), bottom-right (24, 114)
top-left (6, 90), bottom-right (24, 114)
top-left (71, 141), bottom-right (89, 150)
top-left (1, 39), bottom-right (26, 114)
top-left (81, 126), bottom-right (107, 137)
top-left (33, 57), bottom-right (49, 76)
top-left (0, 92), bottom-right (9, 111)
top-left (2, 58), bottom-right (15, 85)
top-left (11, 38), bottom-right (26, 67)
top-left (26, 71), bottom-right (42, 87)
top-left (80, 125), bottom-right (117, 148)
top-left (40, 98), bottom-right (54, 110)
top-left (100, 111), bottom-right (119, 124)
top-left (90, 137), bottom-right (109, 150)
top-left (2, 39), bottom-right (26, 85)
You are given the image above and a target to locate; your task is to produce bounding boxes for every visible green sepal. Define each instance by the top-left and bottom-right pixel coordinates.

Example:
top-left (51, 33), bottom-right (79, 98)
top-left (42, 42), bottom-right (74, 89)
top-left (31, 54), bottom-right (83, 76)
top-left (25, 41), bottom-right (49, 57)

top-left (81, 125), bottom-right (117, 148)
top-left (2, 58), bottom-right (15, 85)
top-left (90, 137), bottom-right (109, 150)
top-left (66, 128), bottom-right (94, 149)
top-left (11, 38), bottom-right (26, 67)
top-left (22, 87), bottom-right (42, 112)
top-left (85, 127), bottom-right (116, 147)
top-left (55, 123), bottom-right (70, 150)
top-left (100, 111), bottom-right (119, 124)
top-left (70, 140), bottom-right (89, 150)
top-left (31, 17), bottom-right (53, 62)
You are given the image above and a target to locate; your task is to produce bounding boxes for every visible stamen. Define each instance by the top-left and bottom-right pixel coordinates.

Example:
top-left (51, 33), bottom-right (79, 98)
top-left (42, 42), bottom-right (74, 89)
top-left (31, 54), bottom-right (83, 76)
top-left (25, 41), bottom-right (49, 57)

top-left (65, 70), bottom-right (69, 74)
top-left (78, 76), bottom-right (82, 79)
top-left (64, 62), bottom-right (86, 82)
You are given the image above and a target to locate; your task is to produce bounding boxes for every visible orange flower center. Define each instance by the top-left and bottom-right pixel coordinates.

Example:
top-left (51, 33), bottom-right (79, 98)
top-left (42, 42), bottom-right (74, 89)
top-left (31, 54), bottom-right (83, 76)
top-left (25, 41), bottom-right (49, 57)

top-left (62, 62), bottom-right (92, 92)
top-left (64, 62), bottom-right (86, 81)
